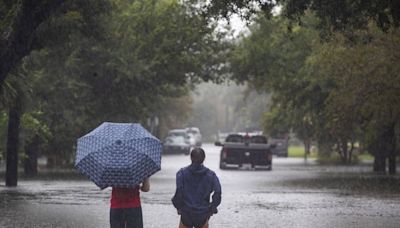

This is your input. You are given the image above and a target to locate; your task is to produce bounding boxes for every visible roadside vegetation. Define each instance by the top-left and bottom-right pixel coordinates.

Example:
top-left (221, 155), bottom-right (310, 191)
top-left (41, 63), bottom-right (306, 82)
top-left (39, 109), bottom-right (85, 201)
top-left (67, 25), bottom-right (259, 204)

top-left (288, 146), bottom-right (374, 162)
top-left (1, 0), bottom-right (399, 187)
top-left (288, 146), bottom-right (316, 159)
top-left (222, 2), bottom-right (400, 174)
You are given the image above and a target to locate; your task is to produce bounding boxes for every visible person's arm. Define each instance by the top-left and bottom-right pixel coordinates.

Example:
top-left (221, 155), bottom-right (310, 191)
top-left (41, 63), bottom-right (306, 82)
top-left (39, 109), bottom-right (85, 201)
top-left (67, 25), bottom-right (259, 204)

top-left (171, 169), bottom-right (184, 213)
top-left (140, 178), bottom-right (150, 192)
top-left (210, 173), bottom-right (221, 214)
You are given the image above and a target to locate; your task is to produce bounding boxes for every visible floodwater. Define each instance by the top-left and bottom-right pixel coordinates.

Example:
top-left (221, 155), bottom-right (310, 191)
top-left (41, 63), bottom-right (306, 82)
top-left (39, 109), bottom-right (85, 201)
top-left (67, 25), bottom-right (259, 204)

top-left (1, 144), bottom-right (400, 228)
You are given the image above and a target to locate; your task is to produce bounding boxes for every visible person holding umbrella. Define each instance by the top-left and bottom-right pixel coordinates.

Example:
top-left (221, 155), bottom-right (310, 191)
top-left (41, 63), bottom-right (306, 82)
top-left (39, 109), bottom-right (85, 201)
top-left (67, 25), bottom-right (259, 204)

top-left (75, 122), bottom-right (162, 228)
top-left (110, 178), bottom-right (150, 228)
top-left (172, 148), bottom-right (222, 228)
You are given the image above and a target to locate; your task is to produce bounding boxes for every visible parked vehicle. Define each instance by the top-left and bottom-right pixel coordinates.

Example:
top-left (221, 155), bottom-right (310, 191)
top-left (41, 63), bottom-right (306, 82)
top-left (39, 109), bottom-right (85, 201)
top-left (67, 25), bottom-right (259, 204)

top-left (168, 129), bottom-right (189, 138)
top-left (216, 131), bottom-right (233, 144)
top-left (167, 129), bottom-right (192, 145)
top-left (186, 133), bottom-right (196, 147)
top-left (215, 134), bottom-right (275, 170)
top-left (186, 127), bottom-right (202, 146)
top-left (163, 135), bottom-right (191, 155)
top-left (231, 131), bottom-right (289, 157)
top-left (269, 138), bottom-right (289, 157)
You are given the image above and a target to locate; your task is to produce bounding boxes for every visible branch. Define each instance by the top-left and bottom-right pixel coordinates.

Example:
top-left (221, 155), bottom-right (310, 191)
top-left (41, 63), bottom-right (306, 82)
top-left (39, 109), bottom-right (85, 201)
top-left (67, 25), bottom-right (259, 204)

top-left (0, 0), bottom-right (65, 88)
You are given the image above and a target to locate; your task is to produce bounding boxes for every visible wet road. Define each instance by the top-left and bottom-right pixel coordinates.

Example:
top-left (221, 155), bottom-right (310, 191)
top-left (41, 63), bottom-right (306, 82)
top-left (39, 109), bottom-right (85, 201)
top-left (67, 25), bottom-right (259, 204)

top-left (1, 144), bottom-right (400, 228)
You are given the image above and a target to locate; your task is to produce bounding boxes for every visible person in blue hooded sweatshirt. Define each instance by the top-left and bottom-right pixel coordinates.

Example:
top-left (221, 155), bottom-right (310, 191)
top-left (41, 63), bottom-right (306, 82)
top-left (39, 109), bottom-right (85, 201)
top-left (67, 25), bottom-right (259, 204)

top-left (172, 147), bottom-right (222, 228)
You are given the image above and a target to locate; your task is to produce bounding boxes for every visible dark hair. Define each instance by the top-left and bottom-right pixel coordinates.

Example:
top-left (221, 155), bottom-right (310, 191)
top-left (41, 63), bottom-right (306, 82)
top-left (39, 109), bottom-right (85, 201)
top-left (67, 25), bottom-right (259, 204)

top-left (190, 148), bottom-right (205, 164)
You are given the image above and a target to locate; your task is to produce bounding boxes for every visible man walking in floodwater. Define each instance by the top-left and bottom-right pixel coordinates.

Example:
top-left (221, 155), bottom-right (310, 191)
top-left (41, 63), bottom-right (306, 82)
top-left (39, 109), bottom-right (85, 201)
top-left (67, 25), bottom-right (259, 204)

top-left (172, 148), bottom-right (222, 228)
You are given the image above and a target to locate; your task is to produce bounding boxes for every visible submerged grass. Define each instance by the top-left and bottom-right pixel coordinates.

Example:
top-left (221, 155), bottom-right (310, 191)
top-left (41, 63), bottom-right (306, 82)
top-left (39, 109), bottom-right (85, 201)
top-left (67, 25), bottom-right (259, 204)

top-left (282, 173), bottom-right (400, 195)
top-left (317, 153), bottom-right (374, 165)
top-left (0, 168), bottom-right (85, 181)
top-left (289, 146), bottom-right (374, 163)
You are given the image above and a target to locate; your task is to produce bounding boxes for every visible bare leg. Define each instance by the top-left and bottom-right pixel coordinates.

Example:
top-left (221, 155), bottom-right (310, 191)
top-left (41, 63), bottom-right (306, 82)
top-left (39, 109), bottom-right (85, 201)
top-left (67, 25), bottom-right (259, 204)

top-left (179, 221), bottom-right (187, 228)
top-left (202, 220), bottom-right (209, 228)
top-left (179, 218), bottom-right (209, 228)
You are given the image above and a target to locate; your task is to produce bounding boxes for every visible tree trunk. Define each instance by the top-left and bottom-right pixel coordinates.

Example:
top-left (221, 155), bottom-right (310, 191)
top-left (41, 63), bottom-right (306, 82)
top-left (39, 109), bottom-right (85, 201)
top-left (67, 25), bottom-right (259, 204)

top-left (337, 139), bottom-right (349, 163)
top-left (342, 141), bottom-right (349, 163)
top-left (24, 135), bottom-right (40, 176)
top-left (372, 123), bottom-right (396, 174)
top-left (348, 141), bottom-right (354, 164)
top-left (304, 139), bottom-right (311, 161)
top-left (373, 127), bottom-right (386, 173)
top-left (388, 154), bottom-right (396, 175)
top-left (372, 136), bottom-right (385, 173)
top-left (0, 0), bottom-right (65, 88)
top-left (5, 102), bottom-right (21, 186)
top-left (373, 154), bottom-right (386, 173)
top-left (387, 123), bottom-right (396, 175)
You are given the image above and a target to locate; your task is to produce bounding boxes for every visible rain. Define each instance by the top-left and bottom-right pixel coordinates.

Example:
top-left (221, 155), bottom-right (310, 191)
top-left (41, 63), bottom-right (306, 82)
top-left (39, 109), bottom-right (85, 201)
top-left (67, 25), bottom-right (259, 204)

top-left (1, 1), bottom-right (400, 227)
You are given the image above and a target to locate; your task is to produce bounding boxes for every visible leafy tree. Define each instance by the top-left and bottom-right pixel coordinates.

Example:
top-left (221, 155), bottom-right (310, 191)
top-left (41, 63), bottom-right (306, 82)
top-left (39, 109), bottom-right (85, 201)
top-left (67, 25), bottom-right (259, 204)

top-left (262, 105), bottom-right (290, 138)
top-left (307, 27), bottom-right (400, 171)
top-left (15, 0), bottom-right (229, 169)
top-left (230, 14), bottom-right (323, 153)
top-left (204, 0), bottom-right (399, 171)
top-left (20, 112), bottom-right (51, 176)
top-left (0, 0), bottom-right (110, 185)
top-left (157, 92), bottom-right (193, 139)
top-left (0, 0), bottom-right (110, 89)
top-left (205, 0), bottom-right (400, 33)
top-left (0, 71), bottom-right (25, 186)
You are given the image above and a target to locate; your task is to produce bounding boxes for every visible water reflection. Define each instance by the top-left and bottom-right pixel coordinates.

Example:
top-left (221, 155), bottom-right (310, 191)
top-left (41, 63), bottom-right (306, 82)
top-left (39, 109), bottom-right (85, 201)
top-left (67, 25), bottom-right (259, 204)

top-left (1, 155), bottom-right (400, 228)
top-left (0, 181), bottom-right (109, 228)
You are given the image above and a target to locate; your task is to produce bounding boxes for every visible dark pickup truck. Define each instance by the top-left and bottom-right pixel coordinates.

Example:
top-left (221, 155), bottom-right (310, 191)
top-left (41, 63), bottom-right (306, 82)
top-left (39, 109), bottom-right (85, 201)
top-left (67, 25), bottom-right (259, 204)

top-left (215, 134), bottom-right (275, 170)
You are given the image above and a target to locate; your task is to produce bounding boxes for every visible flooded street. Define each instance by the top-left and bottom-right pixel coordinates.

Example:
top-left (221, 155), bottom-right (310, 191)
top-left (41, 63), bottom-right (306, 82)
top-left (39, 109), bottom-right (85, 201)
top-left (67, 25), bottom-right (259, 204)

top-left (1, 144), bottom-right (400, 228)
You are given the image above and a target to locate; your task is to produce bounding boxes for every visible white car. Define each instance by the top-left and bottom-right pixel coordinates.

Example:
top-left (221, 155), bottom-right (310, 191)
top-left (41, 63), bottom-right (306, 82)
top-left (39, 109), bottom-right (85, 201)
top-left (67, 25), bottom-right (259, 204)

top-left (186, 133), bottom-right (196, 147)
top-left (163, 135), bottom-right (191, 155)
top-left (167, 129), bottom-right (194, 147)
top-left (186, 127), bottom-right (202, 146)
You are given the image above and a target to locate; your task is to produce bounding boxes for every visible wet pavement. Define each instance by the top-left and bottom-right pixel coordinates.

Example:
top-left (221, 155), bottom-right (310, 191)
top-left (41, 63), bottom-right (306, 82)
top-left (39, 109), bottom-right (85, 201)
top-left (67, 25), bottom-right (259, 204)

top-left (1, 144), bottom-right (400, 228)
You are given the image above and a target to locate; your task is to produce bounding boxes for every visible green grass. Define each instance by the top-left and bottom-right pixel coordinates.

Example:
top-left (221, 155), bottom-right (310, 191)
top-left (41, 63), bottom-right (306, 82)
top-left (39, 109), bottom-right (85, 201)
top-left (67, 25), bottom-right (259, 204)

top-left (357, 153), bottom-right (374, 161)
top-left (288, 146), bottom-right (317, 158)
top-left (288, 145), bottom-right (374, 163)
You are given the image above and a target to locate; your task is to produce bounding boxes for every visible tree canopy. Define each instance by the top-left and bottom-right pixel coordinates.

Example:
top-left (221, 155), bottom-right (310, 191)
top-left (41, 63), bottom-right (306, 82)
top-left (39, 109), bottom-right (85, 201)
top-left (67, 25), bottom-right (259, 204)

top-left (206, 0), bottom-right (400, 33)
top-left (0, 0), bottom-right (230, 184)
top-left (228, 9), bottom-right (400, 171)
top-left (1, 0), bottom-right (399, 186)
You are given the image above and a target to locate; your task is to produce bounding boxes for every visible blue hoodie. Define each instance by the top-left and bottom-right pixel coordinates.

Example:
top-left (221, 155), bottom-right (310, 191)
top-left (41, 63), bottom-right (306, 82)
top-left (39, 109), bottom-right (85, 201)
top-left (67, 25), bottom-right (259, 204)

top-left (172, 164), bottom-right (222, 215)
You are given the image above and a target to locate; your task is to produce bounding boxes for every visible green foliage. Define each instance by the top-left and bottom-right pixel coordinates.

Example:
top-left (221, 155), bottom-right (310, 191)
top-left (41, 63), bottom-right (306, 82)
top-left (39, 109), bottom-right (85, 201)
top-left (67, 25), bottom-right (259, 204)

top-left (111, 0), bottom-right (229, 84)
top-left (230, 10), bottom-right (400, 166)
top-left (308, 27), bottom-right (400, 162)
top-left (230, 13), bottom-right (322, 146)
top-left (280, 0), bottom-right (400, 33)
top-left (0, 0), bottom-right (229, 165)
top-left (20, 112), bottom-right (51, 145)
top-left (202, 0), bottom-right (275, 20)
top-left (262, 105), bottom-right (290, 138)
top-left (205, 0), bottom-right (400, 33)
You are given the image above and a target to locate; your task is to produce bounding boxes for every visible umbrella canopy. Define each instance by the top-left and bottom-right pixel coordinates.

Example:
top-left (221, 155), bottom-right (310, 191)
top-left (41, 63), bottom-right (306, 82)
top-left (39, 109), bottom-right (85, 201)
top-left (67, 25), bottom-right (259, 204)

top-left (75, 122), bottom-right (162, 189)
